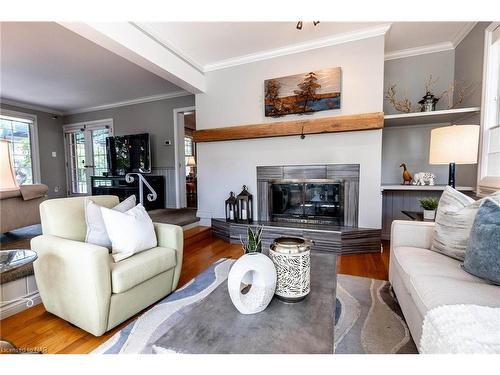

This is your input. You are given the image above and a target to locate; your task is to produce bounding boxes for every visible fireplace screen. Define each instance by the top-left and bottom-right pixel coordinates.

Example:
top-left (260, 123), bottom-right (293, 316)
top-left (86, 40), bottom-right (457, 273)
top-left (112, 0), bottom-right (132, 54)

top-left (270, 181), bottom-right (343, 225)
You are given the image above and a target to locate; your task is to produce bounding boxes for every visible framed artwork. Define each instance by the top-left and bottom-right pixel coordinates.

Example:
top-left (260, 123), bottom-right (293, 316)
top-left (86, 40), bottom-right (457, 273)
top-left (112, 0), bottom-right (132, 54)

top-left (264, 67), bottom-right (342, 117)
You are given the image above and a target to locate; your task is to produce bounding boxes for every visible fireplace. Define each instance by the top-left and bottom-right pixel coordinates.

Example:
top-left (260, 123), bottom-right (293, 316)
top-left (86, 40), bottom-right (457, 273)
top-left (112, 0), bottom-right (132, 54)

top-left (257, 164), bottom-right (359, 227)
top-left (269, 180), bottom-right (343, 225)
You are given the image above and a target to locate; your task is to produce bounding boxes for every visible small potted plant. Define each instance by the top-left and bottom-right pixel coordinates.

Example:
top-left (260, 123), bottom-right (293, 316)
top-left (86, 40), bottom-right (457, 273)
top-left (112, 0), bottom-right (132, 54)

top-left (419, 197), bottom-right (439, 220)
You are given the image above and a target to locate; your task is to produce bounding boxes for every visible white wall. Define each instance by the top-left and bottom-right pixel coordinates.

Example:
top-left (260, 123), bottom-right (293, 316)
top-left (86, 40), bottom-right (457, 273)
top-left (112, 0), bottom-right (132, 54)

top-left (196, 36), bottom-right (385, 228)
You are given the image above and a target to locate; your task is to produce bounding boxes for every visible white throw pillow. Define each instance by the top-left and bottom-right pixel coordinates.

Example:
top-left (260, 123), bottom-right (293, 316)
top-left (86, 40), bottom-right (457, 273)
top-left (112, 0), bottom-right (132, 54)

top-left (101, 203), bottom-right (157, 262)
top-left (431, 186), bottom-right (500, 260)
top-left (85, 195), bottom-right (136, 248)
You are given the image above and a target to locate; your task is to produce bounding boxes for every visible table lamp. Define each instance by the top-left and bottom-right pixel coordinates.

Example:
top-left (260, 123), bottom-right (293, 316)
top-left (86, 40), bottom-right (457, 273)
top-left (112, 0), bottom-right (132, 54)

top-left (0, 140), bottom-right (18, 190)
top-left (429, 125), bottom-right (480, 188)
top-left (185, 155), bottom-right (196, 177)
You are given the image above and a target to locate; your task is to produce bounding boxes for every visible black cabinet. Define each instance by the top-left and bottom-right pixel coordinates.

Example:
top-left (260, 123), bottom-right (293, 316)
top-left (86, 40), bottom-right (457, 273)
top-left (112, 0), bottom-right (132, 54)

top-left (91, 175), bottom-right (165, 211)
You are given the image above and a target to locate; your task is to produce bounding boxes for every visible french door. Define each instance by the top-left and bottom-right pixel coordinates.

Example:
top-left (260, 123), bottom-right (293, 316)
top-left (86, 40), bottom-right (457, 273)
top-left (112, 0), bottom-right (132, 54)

top-left (64, 119), bottom-right (113, 196)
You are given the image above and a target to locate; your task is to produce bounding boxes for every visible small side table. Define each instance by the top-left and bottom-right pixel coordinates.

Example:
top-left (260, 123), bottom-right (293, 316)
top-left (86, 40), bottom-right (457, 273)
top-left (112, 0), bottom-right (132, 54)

top-left (0, 249), bottom-right (38, 354)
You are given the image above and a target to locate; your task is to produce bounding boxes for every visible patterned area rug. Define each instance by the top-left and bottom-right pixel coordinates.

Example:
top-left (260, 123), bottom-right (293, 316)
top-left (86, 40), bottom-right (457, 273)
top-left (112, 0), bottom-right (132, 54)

top-left (94, 259), bottom-right (417, 354)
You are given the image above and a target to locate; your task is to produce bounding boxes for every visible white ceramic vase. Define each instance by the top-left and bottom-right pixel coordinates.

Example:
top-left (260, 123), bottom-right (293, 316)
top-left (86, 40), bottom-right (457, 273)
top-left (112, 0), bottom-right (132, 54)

top-left (423, 209), bottom-right (436, 220)
top-left (228, 252), bottom-right (277, 314)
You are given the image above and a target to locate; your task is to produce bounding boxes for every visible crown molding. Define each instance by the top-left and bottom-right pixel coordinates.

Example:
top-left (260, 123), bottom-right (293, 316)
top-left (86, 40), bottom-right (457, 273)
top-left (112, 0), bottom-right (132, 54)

top-left (63, 91), bottom-right (192, 116)
top-left (384, 41), bottom-right (455, 61)
top-left (203, 24), bottom-right (392, 72)
top-left (0, 98), bottom-right (64, 116)
top-left (452, 22), bottom-right (478, 47)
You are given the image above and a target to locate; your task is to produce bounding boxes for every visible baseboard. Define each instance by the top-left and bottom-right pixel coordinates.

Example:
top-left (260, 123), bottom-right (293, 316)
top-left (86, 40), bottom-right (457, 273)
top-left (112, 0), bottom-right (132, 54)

top-left (0, 291), bottom-right (42, 319)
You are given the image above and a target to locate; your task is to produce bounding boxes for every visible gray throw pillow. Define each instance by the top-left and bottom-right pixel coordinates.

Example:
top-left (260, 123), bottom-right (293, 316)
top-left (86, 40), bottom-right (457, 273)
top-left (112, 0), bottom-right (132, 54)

top-left (431, 186), bottom-right (500, 260)
top-left (462, 199), bottom-right (500, 285)
top-left (85, 195), bottom-right (136, 248)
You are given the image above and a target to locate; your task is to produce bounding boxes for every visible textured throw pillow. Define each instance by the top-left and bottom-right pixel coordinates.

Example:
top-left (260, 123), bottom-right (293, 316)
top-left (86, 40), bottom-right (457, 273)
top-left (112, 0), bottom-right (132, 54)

top-left (431, 186), bottom-right (500, 260)
top-left (85, 195), bottom-right (136, 248)
top-left (462, 199), bottom-right (500, 285)
top-left (101, 203), bottom-right (157, 262)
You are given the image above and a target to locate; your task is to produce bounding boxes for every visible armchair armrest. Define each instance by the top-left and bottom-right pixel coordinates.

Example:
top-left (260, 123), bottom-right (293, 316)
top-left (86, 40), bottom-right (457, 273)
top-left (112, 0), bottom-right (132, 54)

top-left (153, 222), bottom-right (183, 290)
top-left (31, 234), bottom-right (111, 336)
top-left (390, 220), bottom-right (435, 251)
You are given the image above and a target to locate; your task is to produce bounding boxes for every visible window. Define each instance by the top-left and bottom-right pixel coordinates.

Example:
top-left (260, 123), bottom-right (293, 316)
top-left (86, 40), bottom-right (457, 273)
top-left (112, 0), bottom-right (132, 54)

top-left (0, 110), bottom-right (40, 185)
top-left (478, 23), bottom-right (500, 195)
top-left (184, 136), bottom-right (194, 157)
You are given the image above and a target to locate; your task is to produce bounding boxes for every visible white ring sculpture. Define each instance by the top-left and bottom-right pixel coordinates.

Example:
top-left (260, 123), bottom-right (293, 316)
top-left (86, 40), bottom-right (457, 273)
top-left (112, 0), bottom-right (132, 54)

top-left (227, 253), bottom-right (277, 314)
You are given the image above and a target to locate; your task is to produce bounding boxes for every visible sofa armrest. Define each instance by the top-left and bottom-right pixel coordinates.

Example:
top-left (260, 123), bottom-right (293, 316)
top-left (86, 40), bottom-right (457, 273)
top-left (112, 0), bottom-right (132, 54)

top-left (390, 220), bottom-right (435, 251)
top-left (153, 222), bottom-right (183, 290)
top-left (31, 234), bottom-right (111, 336)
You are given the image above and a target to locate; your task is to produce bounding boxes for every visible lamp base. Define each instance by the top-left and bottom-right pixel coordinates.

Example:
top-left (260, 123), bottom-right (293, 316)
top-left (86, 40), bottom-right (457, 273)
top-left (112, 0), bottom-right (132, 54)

top-left (448, 162), bottom-right (456, 189)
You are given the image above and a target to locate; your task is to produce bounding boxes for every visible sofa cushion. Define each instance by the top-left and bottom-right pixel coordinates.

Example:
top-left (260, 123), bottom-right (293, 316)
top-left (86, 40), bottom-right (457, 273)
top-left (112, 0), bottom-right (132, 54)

top-left (408, 276), bottom-right (500, 318)
top-left (431, 186), bottom-right (500, 261)
top-left (463, 199), bottom-right (500, 285)
top-left (391, 246), bottom-right (481, 293)
top-left (110, 246), bottom-right (176, 294)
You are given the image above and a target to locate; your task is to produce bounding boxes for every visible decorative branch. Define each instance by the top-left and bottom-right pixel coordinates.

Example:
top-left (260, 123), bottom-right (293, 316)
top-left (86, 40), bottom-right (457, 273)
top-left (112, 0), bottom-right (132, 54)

top-left (440, 80), bottom-right (476, 109)
top-left (385, 85), bottom-right (413, 113)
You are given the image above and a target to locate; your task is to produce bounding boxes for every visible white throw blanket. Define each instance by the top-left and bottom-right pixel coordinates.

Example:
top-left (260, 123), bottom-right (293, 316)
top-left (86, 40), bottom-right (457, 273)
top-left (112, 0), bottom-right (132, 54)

top-left (420, 304), bottom-right (500, 354)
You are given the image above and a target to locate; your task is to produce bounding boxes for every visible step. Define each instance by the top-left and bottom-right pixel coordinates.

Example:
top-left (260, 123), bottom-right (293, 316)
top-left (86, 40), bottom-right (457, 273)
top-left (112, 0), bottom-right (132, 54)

top-left (184, 226), bottom-right (212, 248)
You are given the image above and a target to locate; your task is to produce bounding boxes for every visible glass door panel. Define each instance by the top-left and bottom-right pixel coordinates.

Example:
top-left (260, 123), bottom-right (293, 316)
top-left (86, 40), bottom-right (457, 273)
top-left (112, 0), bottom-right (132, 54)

top-left (65, 125), bottom-right (110, 196)
top-left (304, 183), bottom-right (341, 218)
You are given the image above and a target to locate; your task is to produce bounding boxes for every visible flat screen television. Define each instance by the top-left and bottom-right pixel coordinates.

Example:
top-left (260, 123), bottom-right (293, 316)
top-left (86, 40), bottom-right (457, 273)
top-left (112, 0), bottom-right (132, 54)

top-left (106, 133), bottom-right (151, 176)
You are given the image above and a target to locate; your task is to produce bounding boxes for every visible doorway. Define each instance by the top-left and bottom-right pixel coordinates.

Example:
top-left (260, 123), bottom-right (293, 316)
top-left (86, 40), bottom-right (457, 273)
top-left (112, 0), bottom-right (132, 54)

top-left (173, 106), bottom-right (196, 209)
top-left (63, 119), bottom-right (113, 196)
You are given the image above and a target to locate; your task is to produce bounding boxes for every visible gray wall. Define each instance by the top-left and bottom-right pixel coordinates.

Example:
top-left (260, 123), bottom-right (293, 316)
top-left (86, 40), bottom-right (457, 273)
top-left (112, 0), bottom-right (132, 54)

top-left (384, 50), bottom-right (455, 115)
top-left (382, 125), bottom-right (477, 186)
top-left (1, 103), bottom-right (66, 198)
top-left (63, 95), bottom-right (195, 168)
top-left (454, 22), bottom-right (490, 108)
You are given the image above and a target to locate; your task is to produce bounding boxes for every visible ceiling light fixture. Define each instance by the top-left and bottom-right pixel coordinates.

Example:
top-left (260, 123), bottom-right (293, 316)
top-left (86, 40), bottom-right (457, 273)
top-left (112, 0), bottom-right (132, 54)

top-left (296, 21), bottom-right (320, 30)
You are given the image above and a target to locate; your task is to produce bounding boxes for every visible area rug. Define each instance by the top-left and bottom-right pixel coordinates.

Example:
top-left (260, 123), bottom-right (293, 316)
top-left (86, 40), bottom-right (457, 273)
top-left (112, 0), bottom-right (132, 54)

top-left (93, 258), bottom-right (417, 354)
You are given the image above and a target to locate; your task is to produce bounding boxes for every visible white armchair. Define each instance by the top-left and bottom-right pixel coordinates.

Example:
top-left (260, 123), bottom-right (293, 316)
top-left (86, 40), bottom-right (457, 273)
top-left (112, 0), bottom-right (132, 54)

top-left (31, 195), bottom-right (183, 336)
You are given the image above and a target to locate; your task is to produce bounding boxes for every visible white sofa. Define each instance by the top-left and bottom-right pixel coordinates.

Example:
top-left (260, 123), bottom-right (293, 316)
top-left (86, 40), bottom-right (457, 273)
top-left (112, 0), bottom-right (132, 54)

top-left (389, 220), bottom-right (500, 348)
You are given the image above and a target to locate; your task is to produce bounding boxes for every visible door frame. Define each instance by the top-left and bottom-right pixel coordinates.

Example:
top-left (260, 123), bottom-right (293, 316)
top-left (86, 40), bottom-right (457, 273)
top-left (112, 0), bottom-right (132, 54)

top-left (63, 118), bottom-right (114, 196)
top-left (173, 106), bottom-right (196, 208)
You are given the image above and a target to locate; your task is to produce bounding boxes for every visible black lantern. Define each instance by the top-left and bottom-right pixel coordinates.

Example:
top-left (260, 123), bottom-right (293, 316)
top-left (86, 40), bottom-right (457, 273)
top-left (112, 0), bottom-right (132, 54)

top-left (225, 192), bottom-right (237, 222)
top-left (418, 91), bottom-right (439, 112)
top-left (236, 185), bottom-right (253, 223)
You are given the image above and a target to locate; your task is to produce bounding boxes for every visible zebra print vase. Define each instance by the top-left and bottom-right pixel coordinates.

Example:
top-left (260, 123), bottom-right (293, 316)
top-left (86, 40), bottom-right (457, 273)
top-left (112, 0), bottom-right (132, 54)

top-left (269, 247), bottom-right (311, 302)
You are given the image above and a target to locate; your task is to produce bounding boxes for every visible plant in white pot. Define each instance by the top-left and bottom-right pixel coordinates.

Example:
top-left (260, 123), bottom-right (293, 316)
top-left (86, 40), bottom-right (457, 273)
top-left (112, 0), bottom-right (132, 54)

top-left (227, 226), bottom-right (277, 314)
top-left (419, 197), bottom-right (439, 220)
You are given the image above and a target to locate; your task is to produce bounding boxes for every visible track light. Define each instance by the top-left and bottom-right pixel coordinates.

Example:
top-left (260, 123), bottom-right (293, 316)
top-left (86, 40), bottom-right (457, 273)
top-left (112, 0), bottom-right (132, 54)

top-left (296, 21), bottom-right (303, 30)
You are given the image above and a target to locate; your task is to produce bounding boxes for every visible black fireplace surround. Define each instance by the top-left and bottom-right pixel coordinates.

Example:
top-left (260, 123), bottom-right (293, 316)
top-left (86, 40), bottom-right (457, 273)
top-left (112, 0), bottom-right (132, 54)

top-left (257, 164), bottom-right (359, 227)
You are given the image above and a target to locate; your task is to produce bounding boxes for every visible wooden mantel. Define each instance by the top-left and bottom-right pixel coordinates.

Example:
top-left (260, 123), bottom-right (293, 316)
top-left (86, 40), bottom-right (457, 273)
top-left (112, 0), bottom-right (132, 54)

top-left (193, 112), bottom-right (384, 142)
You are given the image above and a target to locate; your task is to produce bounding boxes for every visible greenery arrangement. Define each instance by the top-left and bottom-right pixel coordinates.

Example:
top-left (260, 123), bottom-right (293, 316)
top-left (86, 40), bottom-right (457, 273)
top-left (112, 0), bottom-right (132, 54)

top-left (240, 226), bottom-right (263, 254)
top-left (419, 197), bottom-right (439, 211)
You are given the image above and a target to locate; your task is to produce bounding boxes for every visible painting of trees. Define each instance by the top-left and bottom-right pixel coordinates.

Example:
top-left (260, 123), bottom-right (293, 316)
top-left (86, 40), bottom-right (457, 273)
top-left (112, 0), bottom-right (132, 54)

top-left (264, 67), bottom-right (341, 117)
top-left (293, 72), bottom-right (321, 113)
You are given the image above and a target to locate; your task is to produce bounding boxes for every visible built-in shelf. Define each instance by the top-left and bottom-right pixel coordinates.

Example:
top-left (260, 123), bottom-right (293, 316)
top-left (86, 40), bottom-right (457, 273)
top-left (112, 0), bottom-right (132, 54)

top-left (381, 184), bottom-right (475, 191)
top-left (384, 107), bottom-right (480, 127)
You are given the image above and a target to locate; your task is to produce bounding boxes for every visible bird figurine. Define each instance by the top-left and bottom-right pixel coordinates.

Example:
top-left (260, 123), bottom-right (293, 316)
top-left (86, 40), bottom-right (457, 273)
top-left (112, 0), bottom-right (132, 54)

top-left (400, 163), bottom-right (413, 185)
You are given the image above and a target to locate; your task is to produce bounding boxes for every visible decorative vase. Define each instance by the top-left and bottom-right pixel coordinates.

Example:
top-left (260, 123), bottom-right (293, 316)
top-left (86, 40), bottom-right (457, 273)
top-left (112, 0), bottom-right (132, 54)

top-left (423, 209), bottom-right (436, 220)
top-left (227, 252), bottom-right (277, 314)
top-left (269, 237), bottom-right (312, 302)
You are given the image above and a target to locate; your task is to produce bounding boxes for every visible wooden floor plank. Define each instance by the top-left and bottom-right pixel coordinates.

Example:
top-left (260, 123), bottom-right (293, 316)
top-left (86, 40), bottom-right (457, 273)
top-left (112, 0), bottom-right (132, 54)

top-left (1, 232), bottom-right (390, 354)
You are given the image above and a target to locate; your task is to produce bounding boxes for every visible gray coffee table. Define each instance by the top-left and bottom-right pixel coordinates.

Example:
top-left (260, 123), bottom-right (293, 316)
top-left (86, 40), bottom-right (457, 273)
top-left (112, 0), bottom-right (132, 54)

top-left (154, 251), bottom-right (338, 354)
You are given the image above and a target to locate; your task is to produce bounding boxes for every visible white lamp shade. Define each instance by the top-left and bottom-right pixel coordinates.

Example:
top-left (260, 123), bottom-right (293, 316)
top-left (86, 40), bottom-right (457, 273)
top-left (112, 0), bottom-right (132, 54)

top-left (429, 125), bottom-right (480, 165)
top-left (186, 156), bottom-right (196, 167)
top-left (0, 140), bottom-right (18, 190)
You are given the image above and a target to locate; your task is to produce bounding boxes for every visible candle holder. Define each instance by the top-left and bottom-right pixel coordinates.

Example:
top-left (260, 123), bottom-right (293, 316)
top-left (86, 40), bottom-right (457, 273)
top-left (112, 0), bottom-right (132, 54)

top-left (225, 192), bottom-right (237, 222)
top-left (236, 185), bottom-right (253, 223)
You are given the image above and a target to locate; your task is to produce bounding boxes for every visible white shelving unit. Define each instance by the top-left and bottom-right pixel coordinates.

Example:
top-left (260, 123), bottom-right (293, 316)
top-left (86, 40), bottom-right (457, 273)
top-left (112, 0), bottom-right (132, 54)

top-left (381, 184), bottom-right (475, 191)
top-left (384, 107), bottom-right (480, 127)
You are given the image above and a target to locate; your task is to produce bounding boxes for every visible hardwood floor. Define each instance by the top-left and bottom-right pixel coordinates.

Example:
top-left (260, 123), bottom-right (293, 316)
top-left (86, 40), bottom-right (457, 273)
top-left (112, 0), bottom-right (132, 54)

top-left (0, 227), bottom-right (390, 354)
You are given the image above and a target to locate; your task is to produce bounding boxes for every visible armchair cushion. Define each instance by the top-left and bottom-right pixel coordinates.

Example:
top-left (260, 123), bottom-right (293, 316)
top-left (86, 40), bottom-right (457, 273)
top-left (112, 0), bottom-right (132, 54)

top-left (110, 246), bottom-right (176, 293)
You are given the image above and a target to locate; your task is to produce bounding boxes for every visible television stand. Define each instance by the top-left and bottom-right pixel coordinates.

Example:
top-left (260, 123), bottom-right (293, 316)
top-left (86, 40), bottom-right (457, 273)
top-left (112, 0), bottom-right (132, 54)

top-left (91, 175), bottom-right (165, 211)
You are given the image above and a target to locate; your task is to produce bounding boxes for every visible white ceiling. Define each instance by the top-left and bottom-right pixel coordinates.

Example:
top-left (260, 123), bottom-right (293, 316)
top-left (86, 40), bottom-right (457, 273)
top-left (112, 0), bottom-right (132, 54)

top-left (0, 22), bottom-right (184, 113)
top-left (138, 21), bottom-right (477, 69)
top-left (0, 21), bottom-right (478, 114)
